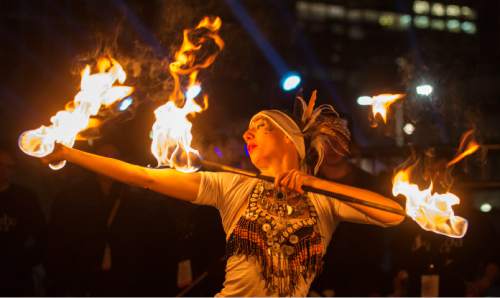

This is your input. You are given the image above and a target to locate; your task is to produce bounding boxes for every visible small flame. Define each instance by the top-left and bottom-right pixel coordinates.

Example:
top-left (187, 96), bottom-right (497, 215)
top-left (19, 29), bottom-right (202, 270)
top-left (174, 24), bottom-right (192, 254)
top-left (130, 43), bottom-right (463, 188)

top-left (447, 129), bottom-right (479, 167)
top-left (18, 57), bottom-right (134, 170)
top-left (150, 17), bottom-right (224, 172)
top-left (371, 93), bottom-right (405, 123)
top-left (392, 167), bottom-right (468, 238)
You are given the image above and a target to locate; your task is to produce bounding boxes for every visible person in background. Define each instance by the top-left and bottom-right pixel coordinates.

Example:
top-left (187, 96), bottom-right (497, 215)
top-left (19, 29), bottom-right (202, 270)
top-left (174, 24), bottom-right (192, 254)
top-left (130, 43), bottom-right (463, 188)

top-left (0, 147), bottom-right (47, 296)
top-left (46, 143), bottom-right (179, 296)
top-left (466, 261), bottom-right (500, 296)
top-left (311, 142), bottom-right (392, 296)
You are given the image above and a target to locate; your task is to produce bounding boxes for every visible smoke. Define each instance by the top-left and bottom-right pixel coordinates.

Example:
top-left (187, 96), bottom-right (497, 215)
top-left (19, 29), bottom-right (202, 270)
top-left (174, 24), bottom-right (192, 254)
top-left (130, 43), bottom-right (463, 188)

top-left (42, 0), bottom-right (265, 162)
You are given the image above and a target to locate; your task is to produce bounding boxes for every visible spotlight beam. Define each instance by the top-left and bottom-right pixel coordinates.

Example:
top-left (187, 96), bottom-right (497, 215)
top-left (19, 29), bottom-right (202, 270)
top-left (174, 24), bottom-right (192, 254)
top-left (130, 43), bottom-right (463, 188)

top-left (225, 0), bottom-right (288, 75)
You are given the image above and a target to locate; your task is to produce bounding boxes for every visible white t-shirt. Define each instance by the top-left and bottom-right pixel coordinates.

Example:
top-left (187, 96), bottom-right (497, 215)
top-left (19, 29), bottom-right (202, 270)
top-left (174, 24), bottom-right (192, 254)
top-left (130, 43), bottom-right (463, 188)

top-left (194, 171), bottom-right (387, 297)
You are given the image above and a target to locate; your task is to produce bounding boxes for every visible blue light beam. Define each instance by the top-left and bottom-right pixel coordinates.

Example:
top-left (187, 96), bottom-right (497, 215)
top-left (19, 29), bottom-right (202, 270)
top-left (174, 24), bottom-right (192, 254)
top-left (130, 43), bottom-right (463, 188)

top-left (225, 0), bottom-right (288, 76)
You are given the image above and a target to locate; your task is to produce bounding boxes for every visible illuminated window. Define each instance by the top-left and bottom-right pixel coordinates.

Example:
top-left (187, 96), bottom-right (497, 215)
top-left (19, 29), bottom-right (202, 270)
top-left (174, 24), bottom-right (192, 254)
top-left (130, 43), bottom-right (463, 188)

top-left (363, 10), bottom-right (379, 22)
top-left (330, 24), bottom-right (345, 34)
top-left (310, 2), bottom-right (327, 20)
top-left (326, 5), bottom-right (345, 19)
top-left (446, 5), bottom-right (461, 17)
top-left (347, 9), bottom-right (362, 21)
top-left (414, 1), bottom-right (430, 14)
top-left (330, 69), bottom-right (344, 81)
top-left (296, 1), bottom-right (309, 19)
top-left (379, 12), bottom-right (396, 27)
top-left (398, 14), bottom-right (412, 29)
top-left (310, 23), bottom-right (326, 32)
top-left (462, 6), bottom-right (477, 20)
top-left (447, 19), bottom-right (460, 32)
top-left (330, 53), bottom-right (341, 63)
top-left (461, 21), bottom-right (477, 34)
top-left (430, 19), bottom-right (445, 30)
top-left (414, 16), bottom-right (429, 28)
top-left (431, 3), bottom-right (445, 16)
top-left (348, 26), bottom-right (364, 39)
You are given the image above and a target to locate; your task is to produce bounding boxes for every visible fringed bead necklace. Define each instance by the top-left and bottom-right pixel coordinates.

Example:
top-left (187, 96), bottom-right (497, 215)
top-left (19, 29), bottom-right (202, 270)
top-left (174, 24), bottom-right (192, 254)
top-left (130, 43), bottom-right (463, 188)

top-left (226, 181), bottom-right (324, 296)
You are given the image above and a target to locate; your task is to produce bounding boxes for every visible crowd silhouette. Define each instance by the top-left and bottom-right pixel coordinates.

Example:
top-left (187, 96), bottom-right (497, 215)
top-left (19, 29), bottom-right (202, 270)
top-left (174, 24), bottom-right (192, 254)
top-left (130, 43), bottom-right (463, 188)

top-left (1, 140), bottom-right (499, 296)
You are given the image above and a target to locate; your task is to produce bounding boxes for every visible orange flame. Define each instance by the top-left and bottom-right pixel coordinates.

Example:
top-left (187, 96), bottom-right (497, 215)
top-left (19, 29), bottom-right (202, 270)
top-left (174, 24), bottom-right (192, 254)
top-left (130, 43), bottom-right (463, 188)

top-left (18, 57), bottom-right (134, 170)
top-left (150, 17), bottom-right (224, 172)
top-left (392, 167), bottom-right (468, 238)
top-left (447, 129), bottom-right (479, 167)
top-left (370, 93), bottom-right (405, 123)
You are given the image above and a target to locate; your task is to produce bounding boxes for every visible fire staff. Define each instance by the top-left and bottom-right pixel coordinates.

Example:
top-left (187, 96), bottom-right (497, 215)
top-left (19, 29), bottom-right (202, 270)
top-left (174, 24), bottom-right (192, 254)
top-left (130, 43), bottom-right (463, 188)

top-left (37, 94), bottom-right (404, 296)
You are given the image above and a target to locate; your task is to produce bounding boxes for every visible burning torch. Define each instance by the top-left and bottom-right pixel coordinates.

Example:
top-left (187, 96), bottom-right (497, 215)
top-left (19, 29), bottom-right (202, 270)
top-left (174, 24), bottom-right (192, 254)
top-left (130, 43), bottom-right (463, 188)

top-left (18, 57), bottom-right (134, 170)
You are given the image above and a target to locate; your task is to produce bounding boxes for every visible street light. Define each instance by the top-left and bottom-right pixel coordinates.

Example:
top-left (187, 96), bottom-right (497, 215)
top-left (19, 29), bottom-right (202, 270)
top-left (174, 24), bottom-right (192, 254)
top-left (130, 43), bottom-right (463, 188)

top-left (403, 123), bottom-right (415, 135)
top-left (416, 84), bottom-right (433, 96)
top-left (281, 72), bottom-right (301, 91)
top-left (356, 96), bottom-right (373, 105)
top-left (480, 203), bottom-right (492, 213)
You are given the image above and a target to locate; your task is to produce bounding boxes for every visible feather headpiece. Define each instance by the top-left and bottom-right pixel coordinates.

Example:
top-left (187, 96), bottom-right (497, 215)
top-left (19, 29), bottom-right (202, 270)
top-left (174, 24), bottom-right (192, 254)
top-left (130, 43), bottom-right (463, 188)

top-left (293, 90), bottom-right (351, 175)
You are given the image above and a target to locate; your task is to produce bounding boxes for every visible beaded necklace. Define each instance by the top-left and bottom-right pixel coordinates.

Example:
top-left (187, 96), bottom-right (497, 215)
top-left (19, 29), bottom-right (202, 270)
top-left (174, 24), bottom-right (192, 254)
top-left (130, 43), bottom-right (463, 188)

top-left (226, 181), bottom-right (324, 296)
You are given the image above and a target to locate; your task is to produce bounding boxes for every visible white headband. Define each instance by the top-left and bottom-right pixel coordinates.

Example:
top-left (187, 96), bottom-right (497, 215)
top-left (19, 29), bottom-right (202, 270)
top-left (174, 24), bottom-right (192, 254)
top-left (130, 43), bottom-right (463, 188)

top-left (250, 110), bottom-right (305, 160)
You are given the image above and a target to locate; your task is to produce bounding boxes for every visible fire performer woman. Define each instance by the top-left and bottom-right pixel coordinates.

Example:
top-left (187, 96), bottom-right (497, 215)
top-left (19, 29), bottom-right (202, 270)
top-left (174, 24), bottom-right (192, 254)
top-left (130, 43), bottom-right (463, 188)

top-left (38, 95), bottom-right (404, 296)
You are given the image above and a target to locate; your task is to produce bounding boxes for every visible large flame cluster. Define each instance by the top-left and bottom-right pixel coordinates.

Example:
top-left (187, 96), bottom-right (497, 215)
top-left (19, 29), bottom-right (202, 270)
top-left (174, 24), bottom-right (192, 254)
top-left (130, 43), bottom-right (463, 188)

top-left (18, 57), bottom-right (133, 170)
top-left (392, 167), bottom-right (468, 238)
top-left (392, 130), bottom-right (480, 238)
top-left (150, 17), bottom-right (224, 172)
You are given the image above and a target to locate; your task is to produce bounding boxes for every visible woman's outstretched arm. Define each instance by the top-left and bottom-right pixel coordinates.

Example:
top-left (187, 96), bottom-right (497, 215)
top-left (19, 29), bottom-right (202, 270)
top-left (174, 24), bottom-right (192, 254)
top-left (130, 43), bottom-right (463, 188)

top-left (275, 169), bottom-right (405, 226)
top-left (42, 145), bottom-right (201, 202)
top-left (308, 177), bottom-right (405, 225)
